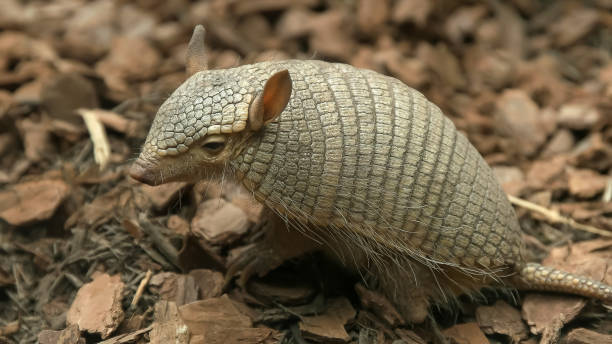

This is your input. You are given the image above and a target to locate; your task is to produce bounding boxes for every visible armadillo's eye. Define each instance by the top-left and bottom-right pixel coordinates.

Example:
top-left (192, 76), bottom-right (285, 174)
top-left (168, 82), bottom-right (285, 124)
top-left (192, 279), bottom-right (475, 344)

top-left (201, 135), bottom-right (226, 154)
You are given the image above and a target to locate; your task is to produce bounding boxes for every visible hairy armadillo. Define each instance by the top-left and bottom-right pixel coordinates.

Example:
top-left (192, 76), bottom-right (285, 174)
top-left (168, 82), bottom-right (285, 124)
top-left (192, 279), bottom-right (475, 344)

top-left (130, 26), bottom-right (612, 323)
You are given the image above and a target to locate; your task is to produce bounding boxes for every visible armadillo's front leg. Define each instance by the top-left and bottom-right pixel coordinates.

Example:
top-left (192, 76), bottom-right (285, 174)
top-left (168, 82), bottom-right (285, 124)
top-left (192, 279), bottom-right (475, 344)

top-left (225, 208), bottom-right (322, 288)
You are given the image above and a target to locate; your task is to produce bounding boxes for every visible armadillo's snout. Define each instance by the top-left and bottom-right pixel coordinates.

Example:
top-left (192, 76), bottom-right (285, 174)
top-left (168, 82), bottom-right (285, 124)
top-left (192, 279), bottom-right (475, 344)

top-left (129, 159), bottom-right (158, 186)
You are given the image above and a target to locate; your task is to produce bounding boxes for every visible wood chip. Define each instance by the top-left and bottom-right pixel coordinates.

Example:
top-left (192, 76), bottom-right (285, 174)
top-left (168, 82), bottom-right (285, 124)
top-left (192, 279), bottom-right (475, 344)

top-left (565, 328), bottom-right (612, 344)
top-left (191, 198), bottom-right (250, 244)
top-left (67, 273), bottom-right (125, 339)
top-left (231, 194), bottom-right (264, 223)
top-left (521, 294), bottom-right (586, 344)
top-left (442, 322), bottom-right (488, 344)
top-left (299, 297), bottom-right (356, 343)
top-left (149, 272), bottom-right (199, 306)
top-left (355, 283), bottom-right (404, 327)
top-left (475, 300), bottom-right (528, 342)
top-left (567, 168), bottom-right (608, 198)
top-left (16, 117), bottom-right (55, 163)
top-left (179, 295), bottom-right (279, 344)
top-left (248, 277), bottom-right (316, 305)
top-left (38, 324), bottom-right (84, 344)
top-left (168, 215), bottom-right (190, 236)
top-left (41, 73), bottom-right (99, 124)
top-left (492, 166), bottom-right (526, 196)
top-left (95, 37), bottom-right (161, 82)
top-left (150, 301), bottom-right (190, 344)
top-left (550, 8), bottom-right (599, 47)
top-left (139, 182), bottom-right (187, 211)
top-left (357, 0), bottom-right (389, 35)
top-left (391, 0), bottom-right (432, 26)
top-left (188, 269), bottom-right (224, 300)
top-left (0, 178), bottom-right (70, 226)
top-left (495, 89), bottom-right (548, 156)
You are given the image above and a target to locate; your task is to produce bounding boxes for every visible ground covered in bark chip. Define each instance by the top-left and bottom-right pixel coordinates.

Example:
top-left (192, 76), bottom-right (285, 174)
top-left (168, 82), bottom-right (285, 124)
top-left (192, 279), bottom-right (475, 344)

top-left (0, 0), bottom-right (611, 343)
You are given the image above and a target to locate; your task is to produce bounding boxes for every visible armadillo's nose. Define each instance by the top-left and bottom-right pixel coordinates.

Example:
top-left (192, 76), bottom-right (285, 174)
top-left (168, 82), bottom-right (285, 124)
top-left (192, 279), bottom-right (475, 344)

top-left (129, 159), bottom-right (158, 186)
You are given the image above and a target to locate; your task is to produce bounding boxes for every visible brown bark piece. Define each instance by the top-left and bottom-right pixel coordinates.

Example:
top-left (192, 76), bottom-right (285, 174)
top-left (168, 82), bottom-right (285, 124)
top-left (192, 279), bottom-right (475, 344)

top-left (309, 10), bottom-right (355, 61)
top-left (526, 156), bottom-right (567, 189)
top-left (95, 37), bottom-right (161, 82)
top-left (492, 166), bottom-right (526, 196)
top-left (168, 215), bottom-right (190, 236)
top-left (140, 182), bottom-right (187, 212)
top-left (567, 168), bottom-right (607, 198)
top-left (299, 297), bottom-right (356, 343)
top-left (417, 43), bottom-right (467, 91)
top-left (191, 198), bottom-right (250, 244)
top-left (16, 117), bottom-right (55, 162)
top-left (38, 324), bottom-right (84, 344)
top-left (0, 178), bottom-right (70, 226)
top-left (565, 328), bottom-right (612, 344)
top-left (67, 273), bottom-right (125, 339)
top-left (442, 322), bottom-right (488, 344)
top-left (546, 239), bottom-right (612, 262)
top-left (550, 8), bottom-right (599, 47)
top-left (357, 0), bottom-right (389, 36)
top-left (445, 5), bottom-right (488, 45)
top-left (475, 300), bottom-right (528, 342)
top-left (495, 89), bottom-right (548, 156)
top-left (540, 129), bottom-right (575, 158)
top-left (542, 239), bottom-right (612, 285)
top-left (41, 73), bottom-right (98, 124)
top-left (277, 8), bottom-right (315, 40)
top-left (391, 0), bottom-right (432, 26)
top-left (355, 283), bottom-right (404, 327)
top-left (248, 278), bottom-right (315, 305)
top-left (150, 301), bottom-right (190, 344)
top-left (64, 186), bottom-right (123, 229)
top-left (149, 272), bottom-right (199, 306)
top-left (179, 295), bottom-right (278, 344)
top-left (231, 194), bottom-right (264, 223)
top-left (521, 293), bottom-right (586, 344)
top-left (188, 269), bottom-right (224, 300)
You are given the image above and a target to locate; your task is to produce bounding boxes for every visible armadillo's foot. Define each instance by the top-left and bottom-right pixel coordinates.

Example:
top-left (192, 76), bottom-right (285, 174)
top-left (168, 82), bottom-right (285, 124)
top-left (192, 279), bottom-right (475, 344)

top-left (224, 208), bottom-right (321, 289)
top-left (224, 242), bottom-right (285, 289)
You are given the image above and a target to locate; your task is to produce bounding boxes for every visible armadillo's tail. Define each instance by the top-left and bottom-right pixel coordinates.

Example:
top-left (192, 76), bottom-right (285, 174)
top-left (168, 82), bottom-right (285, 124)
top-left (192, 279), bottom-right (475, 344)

top-left (514, 263), bottom-right (612, 302)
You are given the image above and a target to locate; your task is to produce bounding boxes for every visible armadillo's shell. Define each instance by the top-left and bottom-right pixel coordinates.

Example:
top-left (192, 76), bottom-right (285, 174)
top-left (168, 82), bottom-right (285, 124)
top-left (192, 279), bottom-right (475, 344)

top-left (228, 60), bottom-right (525, 274)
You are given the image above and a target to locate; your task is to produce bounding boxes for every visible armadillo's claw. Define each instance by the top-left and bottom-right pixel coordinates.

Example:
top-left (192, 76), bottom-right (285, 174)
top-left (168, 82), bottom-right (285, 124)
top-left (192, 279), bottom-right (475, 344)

top-left (224, 243), bottom-right (284, 290)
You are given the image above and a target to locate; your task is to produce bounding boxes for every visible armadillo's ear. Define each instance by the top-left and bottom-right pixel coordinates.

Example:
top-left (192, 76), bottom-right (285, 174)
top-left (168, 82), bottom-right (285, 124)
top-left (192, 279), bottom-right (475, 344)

top-left (186, 25), bottom-right (208, 75)
top-left (248, 70), bottom-right (292, 131)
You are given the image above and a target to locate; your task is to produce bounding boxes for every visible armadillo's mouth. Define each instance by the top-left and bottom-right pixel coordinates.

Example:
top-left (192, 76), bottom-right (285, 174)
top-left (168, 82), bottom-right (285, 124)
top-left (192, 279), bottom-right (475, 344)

top-left (129, 158), bottom-right (160, 186)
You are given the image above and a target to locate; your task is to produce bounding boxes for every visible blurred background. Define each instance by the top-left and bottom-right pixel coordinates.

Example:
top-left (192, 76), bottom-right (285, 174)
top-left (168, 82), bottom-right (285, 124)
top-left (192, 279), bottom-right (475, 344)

top-left (0, 0), bottom-right (611, 343)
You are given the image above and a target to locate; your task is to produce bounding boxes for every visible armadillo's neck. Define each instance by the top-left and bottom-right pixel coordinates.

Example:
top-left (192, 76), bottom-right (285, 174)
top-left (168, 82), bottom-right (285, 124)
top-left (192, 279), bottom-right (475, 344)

top-left (229, 132), bottom-right (277, 206)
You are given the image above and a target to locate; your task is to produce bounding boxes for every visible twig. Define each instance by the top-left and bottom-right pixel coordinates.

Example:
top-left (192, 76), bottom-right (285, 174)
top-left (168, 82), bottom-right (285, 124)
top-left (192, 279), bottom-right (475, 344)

top-left (130, 270), bottom-right (153, 309)
top-left (78, 108), bottom-right (111, 170)
top-left (98, 325), bottom-right (153, 344)
top-left (507, 194), bottom-right (612, 237)
top-left (602, 178), bottom-right (612, 203)
top-left (138, 214), bottom-right (180, 268)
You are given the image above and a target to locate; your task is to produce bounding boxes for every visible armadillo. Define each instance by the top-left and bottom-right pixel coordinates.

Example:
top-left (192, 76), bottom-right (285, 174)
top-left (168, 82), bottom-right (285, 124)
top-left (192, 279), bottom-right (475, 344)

top-left (130, 26), bottom-right (612, 323)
